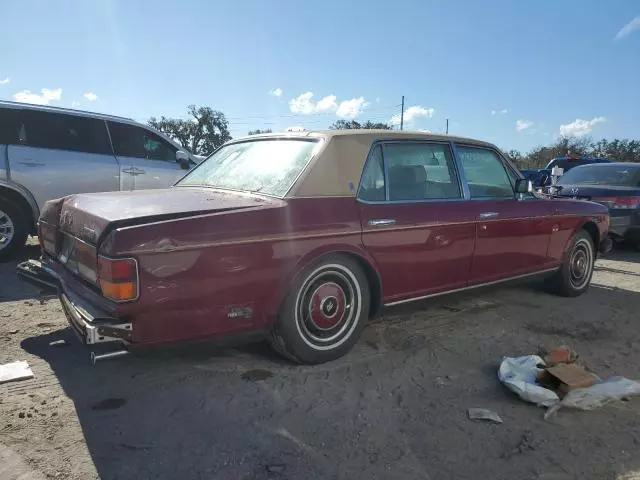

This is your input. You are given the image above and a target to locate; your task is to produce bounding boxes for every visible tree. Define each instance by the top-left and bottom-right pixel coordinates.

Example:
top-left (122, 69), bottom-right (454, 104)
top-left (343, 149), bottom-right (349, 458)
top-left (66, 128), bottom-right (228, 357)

top-left (248, 129), bottom-right (273, 135)
top-left (149, 105), bottom-right (232, 155)
top-left (329, 119), bottom-right (393, 130)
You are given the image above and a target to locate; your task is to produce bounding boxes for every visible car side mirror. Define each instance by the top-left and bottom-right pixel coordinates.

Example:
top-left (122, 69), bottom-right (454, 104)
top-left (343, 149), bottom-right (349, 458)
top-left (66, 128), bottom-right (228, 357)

top-left (176, 150), bottom-right (190, 170)
top-left (515, 178), bottom-right (533, 194)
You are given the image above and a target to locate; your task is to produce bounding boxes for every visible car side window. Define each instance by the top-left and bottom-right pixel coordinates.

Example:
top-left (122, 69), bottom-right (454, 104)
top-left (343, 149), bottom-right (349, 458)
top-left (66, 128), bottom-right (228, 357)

top-left (20, 111), bottom-right (111, 155)
top-left (456, 146), bottom-right (514, 198)
top-left (108, 122), bottom-right (177, 161)
top-left (358, 145), bottom-right (385, 201)
top-left (0, 109), bottom-right (22, 145)
top-left (383, 142), bottom-right (461, 201)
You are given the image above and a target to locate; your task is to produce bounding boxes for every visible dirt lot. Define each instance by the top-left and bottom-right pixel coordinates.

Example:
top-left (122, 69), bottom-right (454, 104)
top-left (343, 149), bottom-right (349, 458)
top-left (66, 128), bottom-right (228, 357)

top-left (2, 246), bottom-right (640, 480)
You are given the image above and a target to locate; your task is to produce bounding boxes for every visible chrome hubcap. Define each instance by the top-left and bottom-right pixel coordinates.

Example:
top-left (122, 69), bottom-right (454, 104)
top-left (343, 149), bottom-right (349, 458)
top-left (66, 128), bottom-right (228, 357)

top-left (294, 264), bottom-right (362, 351)
top-left (0, 209), bottom-right (14, 251)
top-left (569, 239), bottom-right (592, 289)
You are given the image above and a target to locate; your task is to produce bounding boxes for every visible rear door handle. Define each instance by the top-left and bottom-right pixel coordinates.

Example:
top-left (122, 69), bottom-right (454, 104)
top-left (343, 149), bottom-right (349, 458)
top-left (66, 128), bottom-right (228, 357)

top-left (368, 219), bottom-right (396, 226)
top-left (479, 212), bottom-right (499, 219)
top-left (123, 167), bottom-right (145, 175)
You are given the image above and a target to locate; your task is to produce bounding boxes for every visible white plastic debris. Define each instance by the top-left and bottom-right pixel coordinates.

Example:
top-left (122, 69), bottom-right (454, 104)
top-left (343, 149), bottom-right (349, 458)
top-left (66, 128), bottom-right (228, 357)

top-left (0, 361), bottom-right (34, 384)
top-left (498, 355), bottom-right (559, 407)
top-left (468, 408), bottom-right (503, 424)
top-left (545, 376), bottom-right (640, 419)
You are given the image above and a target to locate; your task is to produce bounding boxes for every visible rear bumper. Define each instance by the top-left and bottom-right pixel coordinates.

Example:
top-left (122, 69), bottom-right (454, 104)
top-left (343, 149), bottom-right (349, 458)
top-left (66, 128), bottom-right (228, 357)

top-left (17, 258), bottom-right (133, 347)
top-left (608, 211), bottom-right (640, 243)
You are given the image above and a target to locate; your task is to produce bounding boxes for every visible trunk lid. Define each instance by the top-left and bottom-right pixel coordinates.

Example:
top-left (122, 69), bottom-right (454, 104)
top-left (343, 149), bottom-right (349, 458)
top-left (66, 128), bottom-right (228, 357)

top-left (58, 187), bottom-right (276, 245)
top-left (556, 185), bottom-right (640, 202)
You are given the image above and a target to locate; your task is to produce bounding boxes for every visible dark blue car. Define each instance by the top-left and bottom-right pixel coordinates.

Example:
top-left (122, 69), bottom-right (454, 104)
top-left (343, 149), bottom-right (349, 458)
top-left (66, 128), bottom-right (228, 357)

top-left (554, 163), bottom-right (640, 245)
top-left (522, 156), bottom-right (612, 189)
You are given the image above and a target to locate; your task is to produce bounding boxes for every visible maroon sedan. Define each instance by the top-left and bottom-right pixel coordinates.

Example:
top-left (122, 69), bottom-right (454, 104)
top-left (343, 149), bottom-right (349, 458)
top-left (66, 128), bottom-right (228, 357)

top-left (21, 131), bottom-right (610, 364)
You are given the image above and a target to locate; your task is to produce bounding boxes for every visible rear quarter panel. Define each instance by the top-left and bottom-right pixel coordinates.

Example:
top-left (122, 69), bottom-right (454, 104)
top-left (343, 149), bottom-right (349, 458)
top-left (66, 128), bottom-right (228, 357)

top-left (103, 197), bottom-right (372, 345)
top-left (547, 198), bottom-right (609, 262)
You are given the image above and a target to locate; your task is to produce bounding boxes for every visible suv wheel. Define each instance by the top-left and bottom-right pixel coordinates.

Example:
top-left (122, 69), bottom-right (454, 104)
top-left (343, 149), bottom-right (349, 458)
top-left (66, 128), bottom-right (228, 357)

top-left (269, 254), bottom-right (370, 364)
top-left (545, 230), bottom-right (595, 297)
top-left (0, 198), bottom-right (29, 260)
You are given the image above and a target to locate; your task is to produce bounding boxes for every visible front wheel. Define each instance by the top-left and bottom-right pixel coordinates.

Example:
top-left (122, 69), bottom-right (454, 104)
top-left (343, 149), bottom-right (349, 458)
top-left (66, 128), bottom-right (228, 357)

top-left (545, 230), bottom-right (595, 297)
top-left (269, 254), bottom-right (370, 364)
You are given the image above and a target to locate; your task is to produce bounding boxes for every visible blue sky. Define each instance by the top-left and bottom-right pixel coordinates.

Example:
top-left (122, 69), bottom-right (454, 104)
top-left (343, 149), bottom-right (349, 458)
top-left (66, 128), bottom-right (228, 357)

top-left (1, 0), bottom-right (638, 152)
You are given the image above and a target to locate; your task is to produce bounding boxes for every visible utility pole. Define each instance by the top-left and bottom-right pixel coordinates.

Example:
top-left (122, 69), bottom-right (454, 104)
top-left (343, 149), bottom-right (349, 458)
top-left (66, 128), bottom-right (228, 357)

top-left (400, 96), bottom-right (405, 131)
top-left (445, 118), bottom-right (449, 134)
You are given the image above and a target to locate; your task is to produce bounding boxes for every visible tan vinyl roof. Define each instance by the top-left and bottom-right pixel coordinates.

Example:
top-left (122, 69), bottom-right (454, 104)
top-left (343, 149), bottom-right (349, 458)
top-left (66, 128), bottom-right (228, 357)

top-left (240, 130), bottom-right (502, 198)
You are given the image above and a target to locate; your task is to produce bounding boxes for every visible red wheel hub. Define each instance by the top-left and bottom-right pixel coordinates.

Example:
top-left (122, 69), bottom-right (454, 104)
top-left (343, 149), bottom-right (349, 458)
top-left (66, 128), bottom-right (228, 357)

top-left (309, 282), bottom-right (346, 330)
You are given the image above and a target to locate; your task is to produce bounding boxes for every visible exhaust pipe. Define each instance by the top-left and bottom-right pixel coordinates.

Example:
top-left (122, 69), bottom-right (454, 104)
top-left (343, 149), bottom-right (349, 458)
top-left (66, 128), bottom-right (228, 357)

top-left (91, 350), bottom-right (130, 365)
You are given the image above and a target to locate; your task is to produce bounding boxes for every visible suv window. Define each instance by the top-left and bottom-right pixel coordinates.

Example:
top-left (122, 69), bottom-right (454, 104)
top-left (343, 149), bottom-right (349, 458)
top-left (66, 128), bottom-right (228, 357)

top-left (15, 110), bottom-right (111, 154)
top-left (0, 108), bottom-right (21, 145)
top-left (108, 122), bottom-right (177, 161)
top-left (383, 142), bottom-right (461, 201)
top-left (359, 145), bottom-right (385, 201)
top-left (457, 146), bottom-right (514, 198)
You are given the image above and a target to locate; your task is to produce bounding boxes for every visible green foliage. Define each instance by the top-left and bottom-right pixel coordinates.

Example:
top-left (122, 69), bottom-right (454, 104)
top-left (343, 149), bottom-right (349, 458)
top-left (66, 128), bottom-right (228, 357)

top-left (149, 105), bottom-right (232, 156)
top-left (508, 137), bottom-right (640, 169)
top-left (329, 120), bottom-right (393, 130)
top-left (247, 129), bottom-right (273, 135)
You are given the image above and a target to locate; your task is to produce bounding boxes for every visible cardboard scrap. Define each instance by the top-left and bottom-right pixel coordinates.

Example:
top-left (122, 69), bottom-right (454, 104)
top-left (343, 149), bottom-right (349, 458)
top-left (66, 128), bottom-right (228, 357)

top-left (542, 363), bottom-right (598, 397)
top-left (0, 361), bottom-right (34, 384)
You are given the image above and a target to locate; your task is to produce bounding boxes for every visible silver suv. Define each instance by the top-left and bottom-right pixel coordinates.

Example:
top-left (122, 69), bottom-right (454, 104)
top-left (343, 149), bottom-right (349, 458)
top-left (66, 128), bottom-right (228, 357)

top-left (0, 101), bottom-right (200, 258)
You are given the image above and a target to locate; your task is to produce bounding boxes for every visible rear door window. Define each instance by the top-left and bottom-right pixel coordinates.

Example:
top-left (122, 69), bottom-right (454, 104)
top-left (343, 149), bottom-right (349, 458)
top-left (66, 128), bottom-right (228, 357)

top-left (108, 122), bottom-right (177, 161)
top-left (21, 111), bottom-right (111, 154)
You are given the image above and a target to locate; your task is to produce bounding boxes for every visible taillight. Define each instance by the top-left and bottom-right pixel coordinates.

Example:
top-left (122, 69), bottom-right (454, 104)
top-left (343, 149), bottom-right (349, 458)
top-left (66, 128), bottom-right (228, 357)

top-left (98, 256), bottom-right (138, 302)
top-left (593, 196), bottom-right (640, 209)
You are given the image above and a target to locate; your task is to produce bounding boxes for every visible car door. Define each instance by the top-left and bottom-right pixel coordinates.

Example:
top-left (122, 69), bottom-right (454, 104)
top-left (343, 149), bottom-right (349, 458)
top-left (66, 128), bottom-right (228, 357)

top-left (6, 108), bottom-right (119, 211)
top-left (455, 144), bottom-right (556, 284)
top-left (107, 121), bottom-right (187, 190)
top-left (358, 141), bottom-right (476, 303)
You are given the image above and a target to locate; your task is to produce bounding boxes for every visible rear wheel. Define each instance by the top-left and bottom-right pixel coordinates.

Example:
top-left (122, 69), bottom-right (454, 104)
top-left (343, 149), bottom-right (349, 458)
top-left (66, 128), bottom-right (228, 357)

top-left (0, 198), bottom-right (28, 260)
top-left (545, 230), bottom-right (595, 297)
top-left (269, 254), bottom-right (370, 364)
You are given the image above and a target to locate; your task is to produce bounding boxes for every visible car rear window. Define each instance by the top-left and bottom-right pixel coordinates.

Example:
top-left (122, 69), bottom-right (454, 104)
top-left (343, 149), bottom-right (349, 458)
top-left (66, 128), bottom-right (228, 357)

top-left (176, 138), bottom-right (319, 197)
top-left (558, 165), bottom-right (640, 187)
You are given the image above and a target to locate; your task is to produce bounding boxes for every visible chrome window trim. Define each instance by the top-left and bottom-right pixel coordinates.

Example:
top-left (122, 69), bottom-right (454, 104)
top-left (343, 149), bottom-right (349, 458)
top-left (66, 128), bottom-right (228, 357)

top-left (356, 139), bottom-right (467, 205)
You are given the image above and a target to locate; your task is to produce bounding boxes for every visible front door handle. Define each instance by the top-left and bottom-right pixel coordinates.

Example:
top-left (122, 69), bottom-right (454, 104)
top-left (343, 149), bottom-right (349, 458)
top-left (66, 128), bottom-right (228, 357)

top-left (368, 219), bottom-right (396, 227)
top-left (479, 212), bottom-right (499, 219)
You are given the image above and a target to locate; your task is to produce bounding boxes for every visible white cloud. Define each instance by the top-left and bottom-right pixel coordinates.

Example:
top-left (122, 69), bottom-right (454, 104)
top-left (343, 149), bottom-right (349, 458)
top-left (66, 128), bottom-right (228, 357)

top-left (289, 92), bottom-right (369, 118)
top-left (559, 117), bottom-right (606, 137)
top-left (315, 95), bottom-right (338, 112)
top-left (0, 77), bottom-right (10, 85)
top-left (390, 105), bottom-right (434, 126)
top-left (13, 88), bottom-right (62, 105)
top-left (83, 92), bottom-right (98, 101)
top-left (336, 97), bottom-right (369, 119)
top-left (615, 17), bottom-right (640, 40)
top-left (269, 88), bottom-right (283, 97)
top-left (500, 108), bottom-right (508, 114)
top-left (492, 108), bottom-right (508, 116)
top-left (491, 110), bottom-right (496, 116)
top-left (289, 91), bottom-right (316, 114)
top-left (71, 101), bottom-right (81, 107)
top-left (516, 119), bottom-right (533, 132)
top-left (375, 96), bottom-right (380, 103)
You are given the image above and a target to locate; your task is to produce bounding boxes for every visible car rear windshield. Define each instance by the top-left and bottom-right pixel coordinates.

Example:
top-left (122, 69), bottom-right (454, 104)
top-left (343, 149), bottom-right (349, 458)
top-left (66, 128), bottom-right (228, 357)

top-left (176, 138), bottom-right (320, 197)
top-left (558, 165), bottom-right (640, 187)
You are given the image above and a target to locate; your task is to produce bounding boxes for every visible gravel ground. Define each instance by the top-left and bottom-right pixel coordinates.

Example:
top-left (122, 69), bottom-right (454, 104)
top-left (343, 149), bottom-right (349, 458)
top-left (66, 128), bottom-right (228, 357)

top-left (2, 245), bottom-right (640, 480)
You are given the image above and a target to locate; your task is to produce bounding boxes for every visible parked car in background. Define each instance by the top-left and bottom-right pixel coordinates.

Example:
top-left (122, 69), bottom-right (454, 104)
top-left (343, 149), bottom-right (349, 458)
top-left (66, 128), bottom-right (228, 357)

top-left (553, 163), bottom-right (640, 246)
top-left (0, 101), bottom-right (200, 258)
top-left (522, 155), bottom-right (613, 189)
top-left (20, 131), bottom-right (609, 364)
